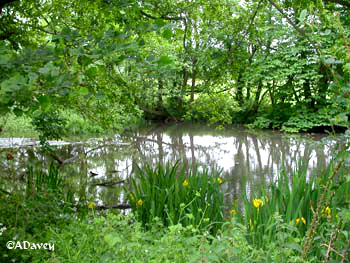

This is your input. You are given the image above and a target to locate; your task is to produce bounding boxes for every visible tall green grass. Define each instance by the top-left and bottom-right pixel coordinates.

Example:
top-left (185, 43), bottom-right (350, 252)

top-left (239, 155), bottom-right (350, 262)
top-left (126, 162), bottom-right (225, 234)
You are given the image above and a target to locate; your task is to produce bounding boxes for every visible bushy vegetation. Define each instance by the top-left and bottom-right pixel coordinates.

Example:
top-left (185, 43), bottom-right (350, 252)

top-left (0, 163), bottom-right (75, 262)
top-left (1, 156), bottom-right (350, 262)
top-left (1, 0), bottom-right (350, 138)
top-left (0, 110), bottom-right (105, 138)
top-left (47, 213), bottom-right (308, 263)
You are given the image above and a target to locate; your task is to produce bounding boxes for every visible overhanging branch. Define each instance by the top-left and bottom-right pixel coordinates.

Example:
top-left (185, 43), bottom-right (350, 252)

top-left (0, 0), bottom-right (17, 13)
top-left (267, 0), bottom-right (321, 54)
top-left (140, 10), bottom-right (184, 21)
top-left (323, 0), bottom-right (350, 7)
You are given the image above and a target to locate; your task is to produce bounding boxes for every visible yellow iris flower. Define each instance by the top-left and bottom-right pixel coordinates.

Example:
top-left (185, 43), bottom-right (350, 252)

top-left (323, 206), bottom-right (331, 217)
top-left (137, 199), bottom-right (144, 207)
top-left (88, 202), bottom-right (96, 209)
top-left (253, 199), bottom-right (264, 209)
top-left (296, 217), bottom-right (306, 225)
top-left (182, 179), bottom-right (189, 188)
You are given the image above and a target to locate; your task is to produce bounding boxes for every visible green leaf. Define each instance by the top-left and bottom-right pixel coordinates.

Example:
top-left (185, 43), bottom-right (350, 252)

top-left (157, 56), bottom-right (173, 65)
top-left (104, 232), bottom-right (122, 247)
top-left (344, 63), bottom-right (350, 74)
top-left (38, 95), bottom-right (51, 111)
top-left (77, 55), bottom-right (92, 67)
top-left (1, 74), bottom-right (26, 91)
top-left (38, 62), bottom-right (60, 77)
top-left (86, 67), bottom-right (98, 78)
top-left (79, 87), bottom-right (89, 96)
top-left (175, 29), bottom-right (184, 36)
top-left (162, 29), bottom-right (172, 40)
top-left (0, 54), bottom-right (12, 64)
top-left (299, 9), bottom-right (307, 23)
top-left (155, 19), bottom-right (166, 28)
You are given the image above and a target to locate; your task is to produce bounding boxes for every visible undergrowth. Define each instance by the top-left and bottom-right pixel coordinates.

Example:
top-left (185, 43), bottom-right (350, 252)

top-left (1, 155), bottom-right (349, 262)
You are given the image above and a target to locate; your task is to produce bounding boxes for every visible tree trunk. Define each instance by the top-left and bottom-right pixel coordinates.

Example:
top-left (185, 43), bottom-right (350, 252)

top-left (157, 78), bottom-right (164, 110)
top-left (252, 81), bottom-right (263, 113)
top-left (236, 71), bottom-right (244, 107)
top-left (190, 57), bottom-right (197, 103)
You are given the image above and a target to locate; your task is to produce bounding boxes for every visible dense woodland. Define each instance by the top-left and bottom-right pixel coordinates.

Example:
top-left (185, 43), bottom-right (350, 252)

top-left (1, 0), bottom-right (350, 138)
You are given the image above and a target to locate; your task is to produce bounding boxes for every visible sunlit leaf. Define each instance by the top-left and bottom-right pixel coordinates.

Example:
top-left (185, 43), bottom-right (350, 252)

top-left (79, 87), bottom-right (89, 96)
top-left (162, 29), bottom-right (172, 40)
top-left (104, 232), bottom-right (122, 247)
top-left (157, 56), bottom-right (173, 65)
top-left (38, 95), bottom-right (51, 111)
top-left (299, 9), bottom-right (307, 23)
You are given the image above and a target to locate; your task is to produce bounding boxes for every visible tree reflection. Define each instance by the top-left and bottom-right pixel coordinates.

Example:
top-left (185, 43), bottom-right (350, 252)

top-left (0, 124), bottom-right (339, 207)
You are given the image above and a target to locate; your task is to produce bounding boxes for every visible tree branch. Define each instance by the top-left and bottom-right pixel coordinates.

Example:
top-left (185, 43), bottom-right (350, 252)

top-left (140, 10), bottom-right (184, 21)
top-left (323, 0), bottom-right (350, 7)
top-left (267, 0), bottom-right (321, 54)
top-left (0, 0), bottom-right (17, 13)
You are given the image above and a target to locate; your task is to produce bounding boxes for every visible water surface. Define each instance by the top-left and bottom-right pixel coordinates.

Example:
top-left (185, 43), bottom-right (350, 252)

top-left (0, 123), bottom-right (341, 208)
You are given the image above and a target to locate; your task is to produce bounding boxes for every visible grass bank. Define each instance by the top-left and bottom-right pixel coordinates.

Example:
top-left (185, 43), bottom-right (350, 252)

top-left (0, 110), bottom-right (104, 138)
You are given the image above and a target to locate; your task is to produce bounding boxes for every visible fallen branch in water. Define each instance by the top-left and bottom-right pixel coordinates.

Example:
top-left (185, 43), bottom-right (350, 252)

top-left (94, 204), bottom-right (132, 210)
top-left (91, 180), bottom-right (125, 187)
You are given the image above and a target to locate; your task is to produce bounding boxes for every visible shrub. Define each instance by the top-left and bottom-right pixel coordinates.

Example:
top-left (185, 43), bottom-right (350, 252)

top-left (184, 94), bottom-right (236, 125)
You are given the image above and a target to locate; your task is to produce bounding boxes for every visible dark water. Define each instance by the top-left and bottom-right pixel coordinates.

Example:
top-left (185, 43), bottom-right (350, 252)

top-left (0, 123), bottom-right (342, 208)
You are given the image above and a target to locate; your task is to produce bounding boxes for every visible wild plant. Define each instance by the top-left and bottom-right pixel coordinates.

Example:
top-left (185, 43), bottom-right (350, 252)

top-left (239, 166), bottom-right (320, 247)
top-left (239, 152), bottom-right (350, 262)
top-left (126, 161), bottom-right (225, 234)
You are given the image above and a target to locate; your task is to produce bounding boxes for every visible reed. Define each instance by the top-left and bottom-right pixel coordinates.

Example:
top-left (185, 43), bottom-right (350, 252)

top-left (239, 155), bottom-right (350, 261)
top-left (126, 162), bottom-right (225, 234)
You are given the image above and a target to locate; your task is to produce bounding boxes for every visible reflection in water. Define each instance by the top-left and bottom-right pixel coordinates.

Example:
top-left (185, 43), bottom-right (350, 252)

top-left (0, 123), bottom-right (341, 208)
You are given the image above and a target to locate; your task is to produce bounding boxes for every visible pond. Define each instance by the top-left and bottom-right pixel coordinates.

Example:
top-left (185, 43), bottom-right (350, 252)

top-left (0, 123), bottom-right (342, 209)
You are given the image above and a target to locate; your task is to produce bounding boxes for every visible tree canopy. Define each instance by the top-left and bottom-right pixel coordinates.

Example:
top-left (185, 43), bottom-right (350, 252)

top-left (1, 0), bottom-right (349, 137)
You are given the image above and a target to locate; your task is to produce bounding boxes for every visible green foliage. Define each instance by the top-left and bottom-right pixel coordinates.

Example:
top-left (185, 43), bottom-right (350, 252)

top-left (48, 213), bottom-right (307, 263)
top-left (238, 157), bottom-right (350, 262)
top-left (185, 94), bottom-right (236, 125)
top-left (126, 162), bottom-right (225, 234)
top-left (32, 110), bottom-right (67, 143)
top-left (0, 110), bottom-right (105, 138)
top-left (61, 110), bottom-right (104, 135)
top-left (246, 116), bottom-right (272, 129)
top-left (0, 163), bottom-right (73, 262)
top-left (281, 110), bottom-right (347, 133)
top-left (1, 0), bottom-right (350, 135)
top-left (0, 113), bottom-right (37, 137)
top-left (240, 168), bottom-right (319, 247)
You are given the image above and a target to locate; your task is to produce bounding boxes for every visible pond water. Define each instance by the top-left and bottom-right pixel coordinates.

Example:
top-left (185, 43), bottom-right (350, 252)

top-left (0, 123), bottom-right (342, 209)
